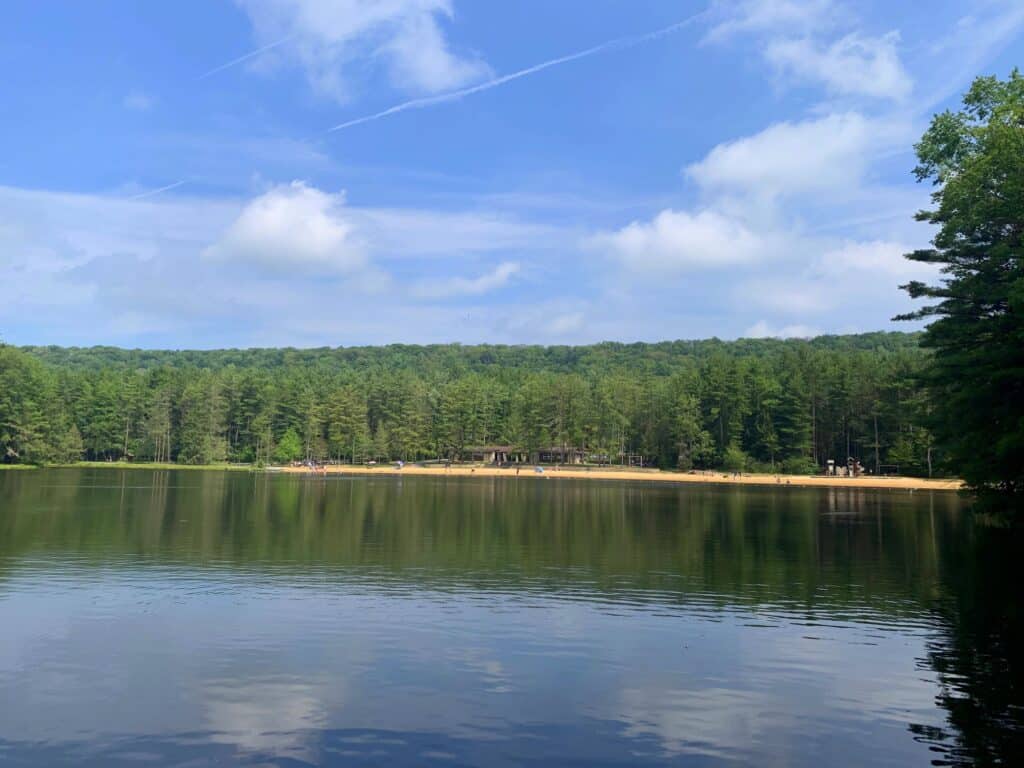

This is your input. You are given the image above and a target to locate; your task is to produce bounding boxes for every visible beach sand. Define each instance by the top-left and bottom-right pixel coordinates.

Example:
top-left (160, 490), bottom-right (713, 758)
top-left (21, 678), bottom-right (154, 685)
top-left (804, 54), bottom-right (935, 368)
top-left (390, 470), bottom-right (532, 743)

top-left (280, 464), bottom-right (963, 492)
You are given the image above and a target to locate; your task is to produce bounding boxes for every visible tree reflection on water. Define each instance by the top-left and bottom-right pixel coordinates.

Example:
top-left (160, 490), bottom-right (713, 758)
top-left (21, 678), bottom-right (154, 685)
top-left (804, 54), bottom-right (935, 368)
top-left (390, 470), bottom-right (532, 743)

top-left (911, 524), bottom-right (1024, 767)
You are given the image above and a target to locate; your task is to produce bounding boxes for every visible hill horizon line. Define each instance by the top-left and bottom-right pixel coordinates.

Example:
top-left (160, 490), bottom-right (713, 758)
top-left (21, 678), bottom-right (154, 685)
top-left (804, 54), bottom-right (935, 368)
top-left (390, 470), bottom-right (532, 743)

top-left (11, 330), bottom-right (922, 356)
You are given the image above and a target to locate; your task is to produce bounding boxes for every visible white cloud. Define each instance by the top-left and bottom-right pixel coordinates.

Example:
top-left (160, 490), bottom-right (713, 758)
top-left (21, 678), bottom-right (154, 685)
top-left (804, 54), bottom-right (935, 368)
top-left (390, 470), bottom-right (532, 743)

top-left (491, 300), bottom-right (589, 339)
top-left (412, 261), bottom-right (519, 298)
top-left (378, 7), bottom-right (488, 93)
top-left (736, 239), bottom-right (936, 322)
top-left (0, 179), bottom-right (935, 347)
top-left (810, 239), bottom-right (922, 279)
top-left (592, 73), bottom-right (924, 334)
top-left (548, 311), bottom-right (584, 334)
top-left (705, 1), bottom-right (912, 103)
top-left (739, 279), bottom-right (832, 315)
top-left (233, 0), bottom-right (489, 100)
top-left (592, 209), bottom-right (767, 271)
top-left (203, 181), bottom-right (366, 274)
top-left (745, 320), bottom-right (821, 338)
top-left (705, 0), bottom-right (838, 43)
top-left (686, 113), bottom-right (897, 198)
top-left (0, 183), bottom-right (588, 346)
top-left (123, 91), bottom-right (156, 111)
top-left (766, 32), bottom-right (912, 100)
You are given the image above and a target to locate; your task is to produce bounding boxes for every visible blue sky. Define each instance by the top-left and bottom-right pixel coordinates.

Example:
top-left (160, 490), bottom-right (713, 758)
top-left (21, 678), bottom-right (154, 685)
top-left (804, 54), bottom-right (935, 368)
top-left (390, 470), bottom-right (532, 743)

top-left (2, 0), bottom-right (1022, 348)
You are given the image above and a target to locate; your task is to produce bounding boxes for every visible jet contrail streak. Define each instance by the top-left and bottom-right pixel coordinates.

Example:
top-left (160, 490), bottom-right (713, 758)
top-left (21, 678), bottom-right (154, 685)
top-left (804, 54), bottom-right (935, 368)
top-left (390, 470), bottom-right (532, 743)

top-left (199, 35), bottom-right (293, 80)
top-left (128, 180), bottom-right (188, 200)
top-left (328, 10), bottom-right (709, 133)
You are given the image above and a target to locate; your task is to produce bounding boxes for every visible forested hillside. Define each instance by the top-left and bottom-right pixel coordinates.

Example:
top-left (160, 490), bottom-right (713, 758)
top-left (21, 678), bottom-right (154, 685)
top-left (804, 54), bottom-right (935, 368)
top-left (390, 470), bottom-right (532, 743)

top-left (1, 333), bottom-right (938, 474)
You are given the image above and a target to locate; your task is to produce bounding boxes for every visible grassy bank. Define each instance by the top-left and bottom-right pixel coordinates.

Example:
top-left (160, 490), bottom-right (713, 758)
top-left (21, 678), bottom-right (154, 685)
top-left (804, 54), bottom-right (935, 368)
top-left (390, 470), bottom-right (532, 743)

top-left (2, 460), bottom-right (256, 473)
top-left (43, 461), bottom-right (254, 471)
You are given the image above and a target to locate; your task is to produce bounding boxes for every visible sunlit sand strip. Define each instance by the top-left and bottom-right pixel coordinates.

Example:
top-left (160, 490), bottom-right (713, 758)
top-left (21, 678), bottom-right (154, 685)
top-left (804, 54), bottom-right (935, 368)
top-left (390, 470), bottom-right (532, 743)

top-left (280, 464), bottom-right (964, 491)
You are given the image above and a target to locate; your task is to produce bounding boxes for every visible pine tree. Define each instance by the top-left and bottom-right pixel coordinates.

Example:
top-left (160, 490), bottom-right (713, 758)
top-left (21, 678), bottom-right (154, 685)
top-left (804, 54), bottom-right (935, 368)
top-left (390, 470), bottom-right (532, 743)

top-left (898, 71), bottom-right (1024, 505)
top-left (674, 391), bottom-right (714, 470)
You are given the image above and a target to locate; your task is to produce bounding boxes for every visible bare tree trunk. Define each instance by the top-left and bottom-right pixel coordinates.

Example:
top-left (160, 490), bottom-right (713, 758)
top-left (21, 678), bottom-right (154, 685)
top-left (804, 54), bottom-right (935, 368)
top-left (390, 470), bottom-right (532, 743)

top-left (811, 399), bottom-right (817, 465)
top-left (873, 414), bottom-right (880, 475)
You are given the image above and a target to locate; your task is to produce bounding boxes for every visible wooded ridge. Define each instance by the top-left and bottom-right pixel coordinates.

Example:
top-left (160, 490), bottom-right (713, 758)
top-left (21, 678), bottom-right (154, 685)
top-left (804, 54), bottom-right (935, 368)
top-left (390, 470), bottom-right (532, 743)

top-left (1, 333), bottom-right (939, 475)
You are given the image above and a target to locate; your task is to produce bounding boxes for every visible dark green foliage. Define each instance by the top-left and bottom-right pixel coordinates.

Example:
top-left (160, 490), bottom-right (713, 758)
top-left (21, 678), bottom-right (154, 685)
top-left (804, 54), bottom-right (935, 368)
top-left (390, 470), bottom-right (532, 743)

top-left (0, 347), bottom-right (49, 464)
top-left (673, 390), bottom-right (714, 471)
top-left (899, 71), bottom-right (1024, 505)
top-left (0, 334), bottom-right (939, 474)
top-left (781, 457), bottom-right (818, 476)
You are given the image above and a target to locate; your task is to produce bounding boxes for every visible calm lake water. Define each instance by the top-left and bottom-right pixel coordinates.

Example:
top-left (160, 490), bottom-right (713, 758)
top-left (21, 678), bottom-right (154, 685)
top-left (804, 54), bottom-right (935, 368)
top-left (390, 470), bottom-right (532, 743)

top-left (1, 469), bottom-right (1021, 767)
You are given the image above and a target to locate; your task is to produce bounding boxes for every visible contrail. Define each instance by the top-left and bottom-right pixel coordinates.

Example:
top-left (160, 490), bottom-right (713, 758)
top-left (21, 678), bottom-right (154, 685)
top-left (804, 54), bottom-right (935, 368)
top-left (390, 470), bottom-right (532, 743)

top-left (199, 35), bottom-right (293, 80)
top-left (328, 10), bottom-right (709, 133)
top-left (128, 180), bottom-right (188, 200)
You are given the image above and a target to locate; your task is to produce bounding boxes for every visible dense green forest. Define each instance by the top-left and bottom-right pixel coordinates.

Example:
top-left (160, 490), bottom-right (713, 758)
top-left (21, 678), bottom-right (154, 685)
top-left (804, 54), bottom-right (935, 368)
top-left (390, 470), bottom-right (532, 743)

top-left (0, 332), bottom-right (940, 475)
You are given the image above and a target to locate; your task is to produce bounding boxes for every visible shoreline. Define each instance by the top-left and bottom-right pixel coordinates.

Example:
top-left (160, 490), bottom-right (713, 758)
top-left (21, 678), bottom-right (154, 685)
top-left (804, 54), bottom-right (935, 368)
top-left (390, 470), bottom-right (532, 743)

top-left (2, 461), bottom-right (964, 491)
top-left (279, 464), bottom-right (963, 492)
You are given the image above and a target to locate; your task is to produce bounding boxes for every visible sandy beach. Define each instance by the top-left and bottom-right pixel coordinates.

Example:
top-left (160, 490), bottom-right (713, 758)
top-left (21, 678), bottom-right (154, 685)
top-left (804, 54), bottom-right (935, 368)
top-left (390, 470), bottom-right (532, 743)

top-left (280, 463), bottom-right (964, 492)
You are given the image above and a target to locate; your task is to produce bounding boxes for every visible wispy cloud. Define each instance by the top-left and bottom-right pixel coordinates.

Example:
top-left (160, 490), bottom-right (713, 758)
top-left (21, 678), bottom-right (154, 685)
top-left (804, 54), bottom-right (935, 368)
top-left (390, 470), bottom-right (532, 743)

top-left (127, 180), bottom-right (188, 200)
top-left (123, 90), bottom-right (157, 111)
top-left (704, 0), bottom-right (913, 102)
top-left (327, 10), bottom-right (710, 133)
top-left (412, 261), bottom-right (519, 298)
top-left (198, 35), bottom-right (294, 80)
top-left (915, 1), bottom-right (1024, 110)
top-left (744, 320), bottom-right (821, 339)
top-left (765, 31), bottom-right (912, 101)
top-left (704, 0), bottom-right (839, 42)
top-left (223, 0), bottom-right (489, 100)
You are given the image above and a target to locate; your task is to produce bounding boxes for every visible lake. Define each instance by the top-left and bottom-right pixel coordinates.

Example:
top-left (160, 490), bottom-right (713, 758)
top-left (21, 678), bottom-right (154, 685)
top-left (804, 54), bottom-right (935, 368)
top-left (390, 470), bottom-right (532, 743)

top-left (0, 469), bottom-right (1020, 767)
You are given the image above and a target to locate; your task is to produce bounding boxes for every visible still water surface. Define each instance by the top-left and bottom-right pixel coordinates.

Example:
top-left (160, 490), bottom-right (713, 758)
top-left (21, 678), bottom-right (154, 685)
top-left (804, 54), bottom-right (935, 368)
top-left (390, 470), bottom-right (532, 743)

top-left (0, 469), bottom-right (1020, 766)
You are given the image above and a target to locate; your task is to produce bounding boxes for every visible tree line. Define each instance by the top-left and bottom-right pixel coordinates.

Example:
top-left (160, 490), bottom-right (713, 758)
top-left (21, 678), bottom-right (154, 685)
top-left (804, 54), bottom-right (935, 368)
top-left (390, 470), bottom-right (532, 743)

top-left (0, 333), bottom-right (940, 475)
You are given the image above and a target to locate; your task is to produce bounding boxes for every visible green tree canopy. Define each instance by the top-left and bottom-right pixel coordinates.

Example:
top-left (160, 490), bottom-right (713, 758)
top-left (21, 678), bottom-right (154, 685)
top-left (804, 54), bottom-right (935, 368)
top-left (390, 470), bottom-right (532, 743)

top-left (899, 70), bottom-right (1024, 506)
top-left (3, 334), bottom-right (939, 476)
top-left (274, 427), bottom-right (304, 464)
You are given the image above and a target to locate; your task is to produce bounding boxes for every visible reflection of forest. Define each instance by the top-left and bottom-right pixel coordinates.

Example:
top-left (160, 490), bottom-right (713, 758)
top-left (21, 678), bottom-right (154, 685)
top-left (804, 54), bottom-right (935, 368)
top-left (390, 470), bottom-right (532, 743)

top-left (911, 525), bottom-right (1024, 767)
top-left (1, 469), bottom-right (963, 607)
top-left (1, 469), bottom-right (1019, 764)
